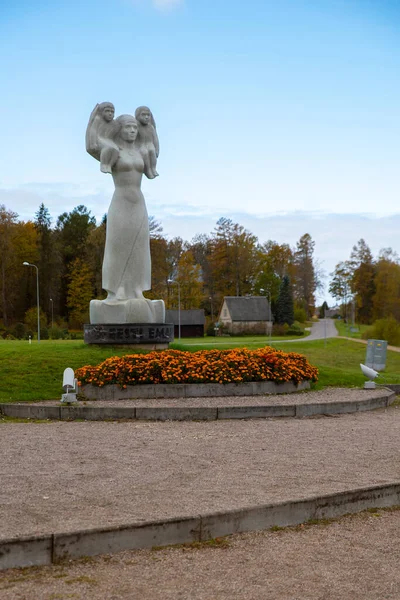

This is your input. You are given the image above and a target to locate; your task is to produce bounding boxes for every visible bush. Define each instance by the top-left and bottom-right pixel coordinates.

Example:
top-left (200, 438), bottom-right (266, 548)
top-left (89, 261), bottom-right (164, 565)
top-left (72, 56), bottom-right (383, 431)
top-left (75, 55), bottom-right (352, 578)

top-left (286, 323), bottom-right (304, 336)
top-left (206, 322), bottom-right (216, 337)
top-left (362, 317), bottom-right (400, 346)
top-left (49, 326), bottom-right (64, 339)
top-left (13, 322), bottom-right (26, 339)
top-left (294, 308), bottom-right (307, 323)
top-left (272, 323), bottom-right (288, 337)
top-left (40, 327), bottom-right (49, 340)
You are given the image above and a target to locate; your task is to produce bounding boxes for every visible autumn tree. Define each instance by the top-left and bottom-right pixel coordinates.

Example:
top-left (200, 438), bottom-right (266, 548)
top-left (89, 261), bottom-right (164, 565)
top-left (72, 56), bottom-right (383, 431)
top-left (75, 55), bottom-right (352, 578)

top-left (0, 207), bottom-right (39, 325)
top-left (171, 250), bottom-right (203, 310)
top-left (0, 206), bottom-right (19, 325)
top-left (66, 258), bottom-right (94, 328)
top-left (254, 241), bottom-right (294, 306)
top-left (55, 205), bottom-right (96, 318)
top-left (349, 239), bottom-right (375, 324)
top-left (209, 218), bottom-right (258, 305)
top-left (147, 218), bottom-right (170, 301)
top-left (372, 249), bottom-right (400, 321)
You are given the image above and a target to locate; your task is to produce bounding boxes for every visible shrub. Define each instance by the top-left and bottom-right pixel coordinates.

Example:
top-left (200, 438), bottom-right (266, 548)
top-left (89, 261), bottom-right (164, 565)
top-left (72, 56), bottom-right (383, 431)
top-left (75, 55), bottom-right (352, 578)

top-left (294, 308), bottom-right (307, 323)
top-left (13, 322), bottom-right (26, 339)
top-left (76, 347), bottom-right (318, 388)
top-left (362, 317), bottom-right (400, 346)
top-left (49, 326), bottom-right (63, 339)
top-left (206, 322), bottom-right (216, 337)
top-left (286, 323), bottom-right (304, 336)
top-left (40, 327), bottom-right (49, 340)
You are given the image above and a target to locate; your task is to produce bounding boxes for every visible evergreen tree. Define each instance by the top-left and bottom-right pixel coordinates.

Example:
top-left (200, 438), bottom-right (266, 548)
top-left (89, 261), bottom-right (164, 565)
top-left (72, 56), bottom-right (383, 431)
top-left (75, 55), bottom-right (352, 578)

top-left (293, 233), bottom-right (317, 317)
top-left (275, 275), bottom-right (294, 325)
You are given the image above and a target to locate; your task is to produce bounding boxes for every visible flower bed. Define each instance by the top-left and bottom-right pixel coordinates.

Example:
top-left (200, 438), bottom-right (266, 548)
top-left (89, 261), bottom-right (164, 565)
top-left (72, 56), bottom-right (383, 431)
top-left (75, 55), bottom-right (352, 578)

top-left (76, 347), bottom-right (318, 389)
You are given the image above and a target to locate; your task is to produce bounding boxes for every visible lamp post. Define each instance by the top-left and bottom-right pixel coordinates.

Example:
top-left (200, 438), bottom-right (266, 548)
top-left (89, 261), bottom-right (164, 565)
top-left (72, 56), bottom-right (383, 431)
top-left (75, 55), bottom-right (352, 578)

top-left (209, 296), bottom-right (214, 324)
top-left (167, 279), bottom-right (181, 340)
top-left (50, 298), bottom-right (54, 330)
top-left (260, 287), bottom-right (272, 346)
top-left (23, 262), bottom-right (40, 343)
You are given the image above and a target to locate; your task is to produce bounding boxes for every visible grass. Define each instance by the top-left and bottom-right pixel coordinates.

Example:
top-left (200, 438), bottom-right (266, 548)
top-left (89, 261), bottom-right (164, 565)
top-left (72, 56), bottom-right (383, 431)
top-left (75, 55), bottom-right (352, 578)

top-left (333, 319), bottom-right (370, 339)
top-left (1, 334), bottom-right (400, 402)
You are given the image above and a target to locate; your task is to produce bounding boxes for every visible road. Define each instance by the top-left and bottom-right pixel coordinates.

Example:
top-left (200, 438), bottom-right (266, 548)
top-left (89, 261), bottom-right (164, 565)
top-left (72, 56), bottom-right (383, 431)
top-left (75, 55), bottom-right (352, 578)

top-left (274, 318), bottom-right (338, 344)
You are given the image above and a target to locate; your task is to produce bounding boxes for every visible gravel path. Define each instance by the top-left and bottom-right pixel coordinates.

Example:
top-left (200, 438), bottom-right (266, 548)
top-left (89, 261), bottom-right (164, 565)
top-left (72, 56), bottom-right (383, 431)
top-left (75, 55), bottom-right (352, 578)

top-left (2, 509), bottom-right (400, 599)
top-left (1, 403), bottom-right (400, 541)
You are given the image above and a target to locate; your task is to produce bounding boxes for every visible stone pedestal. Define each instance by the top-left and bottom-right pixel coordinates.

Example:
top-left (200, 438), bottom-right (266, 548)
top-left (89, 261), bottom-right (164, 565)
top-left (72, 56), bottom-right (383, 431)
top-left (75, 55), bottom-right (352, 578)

top-left (84, 323), bottom-right (174, 349)
top-left (90, 298), bottom-right (164, 325)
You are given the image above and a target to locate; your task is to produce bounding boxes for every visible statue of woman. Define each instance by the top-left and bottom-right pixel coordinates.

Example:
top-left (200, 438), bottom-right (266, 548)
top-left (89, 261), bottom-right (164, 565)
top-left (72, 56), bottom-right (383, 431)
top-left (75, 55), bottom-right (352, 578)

top-left (86, 109), bottom-right (164, 324)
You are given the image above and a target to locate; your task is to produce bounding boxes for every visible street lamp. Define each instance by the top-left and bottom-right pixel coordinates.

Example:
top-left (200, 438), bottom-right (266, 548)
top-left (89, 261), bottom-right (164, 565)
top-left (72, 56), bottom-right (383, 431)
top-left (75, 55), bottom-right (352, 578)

top-left (50, 298), bottom-right (54, 330)
top-left (167, 279), bottom-right (181, 340)
top-left (23, 262), bottom-right (40, 343)
top-left (260, 288), bottom-right (272, 346)
top-left (209, 296), bottom-right (214, 324)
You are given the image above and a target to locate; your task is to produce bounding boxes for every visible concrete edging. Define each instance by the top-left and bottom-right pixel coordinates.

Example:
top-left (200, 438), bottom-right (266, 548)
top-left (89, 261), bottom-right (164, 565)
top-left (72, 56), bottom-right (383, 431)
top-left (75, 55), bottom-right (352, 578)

top-left (1, 482), bottom-right (400, 571)
top-left (80, 380), bottom-right (311, 400)
top-left (0, 389), bottom-right (395, 421)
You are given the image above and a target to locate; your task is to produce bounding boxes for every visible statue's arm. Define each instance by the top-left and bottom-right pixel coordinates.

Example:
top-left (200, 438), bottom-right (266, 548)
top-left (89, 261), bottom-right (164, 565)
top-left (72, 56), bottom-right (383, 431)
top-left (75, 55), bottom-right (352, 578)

top-left (153, 126), bottom-right (160, 157)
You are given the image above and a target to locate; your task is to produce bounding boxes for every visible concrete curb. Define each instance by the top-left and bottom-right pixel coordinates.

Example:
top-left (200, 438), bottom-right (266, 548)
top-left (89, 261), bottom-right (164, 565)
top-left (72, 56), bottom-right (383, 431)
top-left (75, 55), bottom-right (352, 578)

top-left (1, 482), bottom-right (400, 571)
top-left (0, 389), bottom-right (395, 421)
top-left (81, 380), bottom-right (311, 400)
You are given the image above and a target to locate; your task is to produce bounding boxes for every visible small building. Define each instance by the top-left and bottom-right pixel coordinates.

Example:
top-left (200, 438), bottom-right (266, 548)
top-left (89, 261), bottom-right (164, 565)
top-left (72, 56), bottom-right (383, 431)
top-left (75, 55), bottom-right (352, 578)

top-left (218, 296), bottom-right (273, 335)
top-left (325, 307), bottom-right (340, 318)
top-left (165, 309), bottom-right (205, 338)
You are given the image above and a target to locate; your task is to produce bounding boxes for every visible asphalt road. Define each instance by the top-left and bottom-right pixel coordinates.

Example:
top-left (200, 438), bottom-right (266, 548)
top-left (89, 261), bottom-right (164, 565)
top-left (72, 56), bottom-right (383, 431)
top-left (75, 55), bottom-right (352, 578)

top-left (274, 318), bottom-right (338, 344)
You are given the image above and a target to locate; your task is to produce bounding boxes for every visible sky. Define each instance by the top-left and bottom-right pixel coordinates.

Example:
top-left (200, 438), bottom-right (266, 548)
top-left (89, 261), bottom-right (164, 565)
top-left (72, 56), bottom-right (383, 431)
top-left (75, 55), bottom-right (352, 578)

top-left (1, 0), bottom-right (400, 302)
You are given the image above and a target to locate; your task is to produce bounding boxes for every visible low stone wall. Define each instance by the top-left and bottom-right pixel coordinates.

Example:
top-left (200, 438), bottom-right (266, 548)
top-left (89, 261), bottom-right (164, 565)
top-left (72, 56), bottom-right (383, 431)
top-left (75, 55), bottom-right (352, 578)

top-left (81, 380), bottom-right (311, 401)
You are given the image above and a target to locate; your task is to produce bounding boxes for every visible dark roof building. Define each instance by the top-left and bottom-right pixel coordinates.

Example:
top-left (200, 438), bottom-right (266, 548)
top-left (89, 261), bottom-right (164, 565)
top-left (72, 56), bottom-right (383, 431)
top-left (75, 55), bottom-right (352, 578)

top-left (218, 296), bottom-right (273, 335)
top-left (222, 296), bottom-right (272, 321)
top-left (165, 309), bottom-right (205, 338)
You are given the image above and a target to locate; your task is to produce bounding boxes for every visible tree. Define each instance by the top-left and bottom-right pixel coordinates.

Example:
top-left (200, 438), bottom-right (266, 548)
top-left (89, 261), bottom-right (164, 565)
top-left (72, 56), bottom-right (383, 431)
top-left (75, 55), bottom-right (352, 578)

top-left (254, 241), bottom-right (294, 308)
top-left (66, 258), bottom-right (94, 328)
top-left (319, 300), bottom-right (329, 318)
top-left (275, 275), bottom-right (294, 325)
top-left (0, 206), bottom-right (19, 326)
top-left (34, 203), bottom-right (58, 324)
top-left (350, 239), bottom-right (375, 324)
top-left (293, 233), bottom-right (317, 318)
top-left (209, 218), bottom-right (258, 304)
top-left (55, 205), bottom-right (96, 318)
top-left (0, 207), bottom-right (39, 325)
top-left (173, 250), bottom-right (203, 310)
top-left (372, 252), bottom-right (400, 321)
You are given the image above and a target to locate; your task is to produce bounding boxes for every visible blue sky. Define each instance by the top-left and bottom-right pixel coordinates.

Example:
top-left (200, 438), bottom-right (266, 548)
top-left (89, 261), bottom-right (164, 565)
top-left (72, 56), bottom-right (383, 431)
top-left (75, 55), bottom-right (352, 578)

top-left (1, 0), bottom-right (400, 299)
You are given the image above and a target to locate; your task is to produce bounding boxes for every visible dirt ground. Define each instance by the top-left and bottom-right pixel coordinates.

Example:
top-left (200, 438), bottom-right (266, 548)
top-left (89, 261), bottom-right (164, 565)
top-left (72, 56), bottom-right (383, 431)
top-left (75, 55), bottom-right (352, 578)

top-left (1, 395), bottom-right (400, 598)
top-left (1, 508), bottom-right (400, 599)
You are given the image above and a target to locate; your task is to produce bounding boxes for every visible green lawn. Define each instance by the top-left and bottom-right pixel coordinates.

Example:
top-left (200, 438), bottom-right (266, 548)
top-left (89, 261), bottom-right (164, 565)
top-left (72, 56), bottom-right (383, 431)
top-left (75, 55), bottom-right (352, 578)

top-left (333, 319), bottom-right (370, 339)
top-left (1, 336), bottom-right (400, 402)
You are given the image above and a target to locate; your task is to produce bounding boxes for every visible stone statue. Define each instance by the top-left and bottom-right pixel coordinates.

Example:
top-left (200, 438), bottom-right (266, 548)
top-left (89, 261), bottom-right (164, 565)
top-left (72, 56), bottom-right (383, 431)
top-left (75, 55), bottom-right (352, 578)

top-left (135, 106), bottom-right (160, 179)
top-left (86, 105), bottom-right (164, 325)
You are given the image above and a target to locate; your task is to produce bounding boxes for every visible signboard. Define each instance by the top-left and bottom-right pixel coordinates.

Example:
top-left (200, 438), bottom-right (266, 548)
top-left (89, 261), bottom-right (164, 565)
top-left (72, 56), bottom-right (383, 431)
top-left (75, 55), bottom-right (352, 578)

top-left (365, 339), bottom-right (387, 371)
